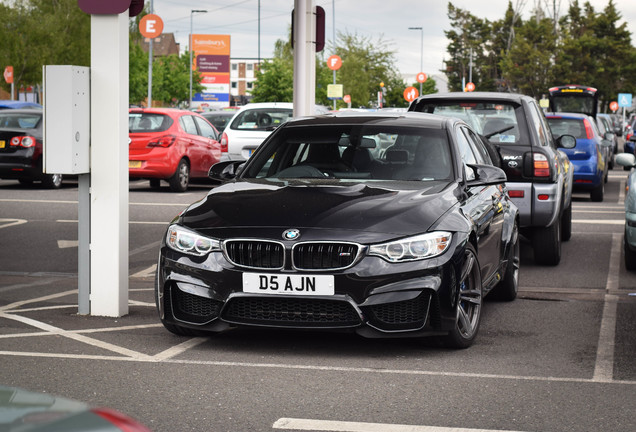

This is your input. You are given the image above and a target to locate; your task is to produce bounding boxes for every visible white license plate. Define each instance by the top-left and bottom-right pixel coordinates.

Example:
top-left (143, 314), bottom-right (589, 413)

top-left (243, 273), bottom-right (334, 296)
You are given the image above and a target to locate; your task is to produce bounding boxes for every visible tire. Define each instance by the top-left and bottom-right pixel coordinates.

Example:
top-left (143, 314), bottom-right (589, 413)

top-left (532, 220), bottom-right (561, 266)
top-left (492, 223), bottom-right (519, 301)
top-left (625, 234), bottom-right (636, 271)
top-left (169, 159), bottom-right (190, 192)
top-left (590, 182), bottom-right (604, 202)
top-left (561, 203), bottom-right (572, 241)
top-left (443, 244), bottom-right (482, 349)
top-left (149, 179), bottom-right (161, 189)
top-left (42, 173), bottom-right (63, 189)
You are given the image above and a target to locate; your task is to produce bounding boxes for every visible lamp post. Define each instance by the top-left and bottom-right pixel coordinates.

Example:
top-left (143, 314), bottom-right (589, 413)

top-left (408, 26), bottom-right (423, 94)
top-left (189, 9), bottom-right (207, 109)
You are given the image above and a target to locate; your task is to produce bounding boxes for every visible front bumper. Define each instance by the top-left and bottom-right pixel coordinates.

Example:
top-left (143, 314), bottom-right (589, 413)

top-left (156, 240), bottom-right (465, 338)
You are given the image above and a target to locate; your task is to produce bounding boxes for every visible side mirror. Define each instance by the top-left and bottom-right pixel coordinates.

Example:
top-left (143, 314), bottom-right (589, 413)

top-left (615, 153), bottom-right (636, 169)
top-left (604, 131), bottom-right (615, 141)
top-left (466, 163), bottom-right (507, 187)
top-left (556, 134), bottom-right (576, 149)
top-left (208, 160), bottom-right (244, 182)
top-left (614, 126), bottom-right (623, 137)
top-left (630, 135), bottom-right (636, 143)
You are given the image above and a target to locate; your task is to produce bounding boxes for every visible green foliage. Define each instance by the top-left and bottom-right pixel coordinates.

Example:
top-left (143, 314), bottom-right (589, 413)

top-left (129, 40), bottom-right (148, 106)
top-left (152, 52), bottom-right (204, 107)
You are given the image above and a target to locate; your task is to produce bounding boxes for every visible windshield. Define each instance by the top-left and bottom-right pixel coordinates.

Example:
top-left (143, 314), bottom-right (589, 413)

top-left (0, 112), bottom-right (41, 129)
top-left (241, 124), bottom-right (453, 182)
top-left (546, 117), bottom-right (588, 139)
top-left (230, 108), bottom-right (293, 131)
top-left (417, 101), bottom-right (527, 145)
top-left (550, 95), bottom-right (596, 116)
top-left (129, 113), bottom-right (173, 133)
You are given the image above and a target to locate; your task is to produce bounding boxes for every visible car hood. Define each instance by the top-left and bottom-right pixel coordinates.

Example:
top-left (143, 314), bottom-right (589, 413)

top-left (178, 179), bottom-right (460, 243)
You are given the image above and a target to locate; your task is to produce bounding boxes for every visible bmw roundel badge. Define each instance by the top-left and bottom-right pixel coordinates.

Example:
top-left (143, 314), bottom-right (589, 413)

top-left (283, 229), bottom-right (301, 240)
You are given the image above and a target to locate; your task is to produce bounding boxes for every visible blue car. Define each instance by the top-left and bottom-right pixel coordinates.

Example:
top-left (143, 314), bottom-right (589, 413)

top-left (0, 99), bottom-right (42, 109)
top-left (546, 112), bottom-right (612, 202)
top-left (616, 153), bottom-right (636, 270)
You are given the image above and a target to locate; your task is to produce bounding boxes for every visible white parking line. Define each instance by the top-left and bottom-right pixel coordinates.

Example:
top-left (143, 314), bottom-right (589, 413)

top-left (571, 219), bottom-right (624, 225)
top-left (272, 418), bottom-right (530, 432)
top-left (0, 218), bottom-right (27, 229)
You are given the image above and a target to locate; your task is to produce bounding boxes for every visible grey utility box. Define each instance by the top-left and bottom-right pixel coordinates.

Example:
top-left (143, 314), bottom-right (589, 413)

top-left (43, 65), bottom-right (90, 174)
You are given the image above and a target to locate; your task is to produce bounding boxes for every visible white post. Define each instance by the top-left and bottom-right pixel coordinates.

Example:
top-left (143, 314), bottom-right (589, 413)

top-left (89, 12), bottom-right (129, 317)
top-left (293, 0), bottom-right (316, 117)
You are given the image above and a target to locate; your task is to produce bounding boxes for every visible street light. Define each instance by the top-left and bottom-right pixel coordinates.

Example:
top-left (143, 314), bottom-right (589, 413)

top-left (189, 9), bottom-right (207, 109)
top-left (408, 26), bottom-right (423, 94)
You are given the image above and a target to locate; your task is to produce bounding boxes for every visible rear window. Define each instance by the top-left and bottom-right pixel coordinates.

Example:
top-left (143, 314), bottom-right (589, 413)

top-left (230, 108), bottom-right (293, 131)
top-left (415, 101), bottom-right (528, 145)
top-left (129, 113), bottom-right (173, 132)
top-left (546, 118), bottom-right (587, 139)
top-left (0, 112), bottom-right (41, 129)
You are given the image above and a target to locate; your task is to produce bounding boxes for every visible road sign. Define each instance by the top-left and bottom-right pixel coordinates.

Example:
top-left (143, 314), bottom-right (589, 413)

top-left (416, 72), bottom-right (427, 83)
top-left (343, 95), bottom-right (351, 104)
top-left (3, 66), bottom-right (13, 84)
top-left (327, 55), bottom-right (342, 71)
top-left (610, 101), bottom-right (619, 112)
top-left (139, 14), bottom-right (163, 39)
top-left (618, 93), bottom-right (632, 108)
top-left (465, 82), bottom-right (476, 92)
top-left (403, 86), bottom-right (419, 102)
top-left (327, 84), bottom-right (343, 100)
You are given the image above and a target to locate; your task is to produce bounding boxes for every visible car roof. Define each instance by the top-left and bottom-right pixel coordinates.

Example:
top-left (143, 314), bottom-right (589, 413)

top-left (282, 111), bottom-right (456, 130)
top-left (129, 107), bottom-right (200, 115)
top-left (412, 91), bottom-right (531, 104)
top-left (545, 112), bottom-right (590, 119)
top-left (0, 100), bottom-right (42, 109)
top-left (0, 108), bottom-right (42, 115)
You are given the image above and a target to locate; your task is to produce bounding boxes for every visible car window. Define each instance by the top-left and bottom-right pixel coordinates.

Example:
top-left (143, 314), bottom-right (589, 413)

top-left (0, 112), bottom-right (41, 129)
top-left (179, 115), bottom-right (198, 135)
top-left (194, 116), bottom-right (218, 140)
top-left (461, 126), bottom-right (492, 165)
top-left (546, 118), bottom-right (587, 139)
top-left (243, 125), bottom-right (453, 182)
top-left (454, 127), bottom-right (478, 181)
top-left (230, 108), bottom-right (294, 131)
top-left (417, 101), bottom-right (526, 145)
top-left (129, 113), bottom-right (172, 132)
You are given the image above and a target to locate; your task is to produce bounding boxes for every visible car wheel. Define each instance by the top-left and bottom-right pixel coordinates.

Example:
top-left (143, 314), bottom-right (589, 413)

top-left (625, 234), bottom-right (636, 271)
top-left (492, 223), bottom-right (519, 301)
top-left (149, 179), bottom-right (161, 189)
top-left (533, 220), bottom-right (561, 266)
top-left (42, 173), bottom-right (63, 189)
top-left (561, 202), bottom-right (572, 241)
top-left (169, 159), bottom-right (190, 192)
top-left (443, 244), bottom-right (482, 349)
top-left (590, 182), bottom-right (604, 202)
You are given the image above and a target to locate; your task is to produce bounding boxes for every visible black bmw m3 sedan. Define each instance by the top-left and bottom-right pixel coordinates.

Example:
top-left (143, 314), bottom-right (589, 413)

top-left (156, 111), bottom-right (519, 348)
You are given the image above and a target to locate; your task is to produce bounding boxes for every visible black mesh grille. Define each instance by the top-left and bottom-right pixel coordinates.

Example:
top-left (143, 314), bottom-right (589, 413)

top-left (293, 243), bottom-right (358, 270)
top-left (172, 287), bottom-right (222, 324)
top-left (225, 240), bottom-right (284, 269)
top-left (368, 293), bottom-right (431, 330)
top-left (222, 297), bottom-right (361, 327)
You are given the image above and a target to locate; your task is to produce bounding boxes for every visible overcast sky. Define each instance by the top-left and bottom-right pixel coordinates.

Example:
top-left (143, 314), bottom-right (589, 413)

top-left (149, 0), bottom-right (636, 82)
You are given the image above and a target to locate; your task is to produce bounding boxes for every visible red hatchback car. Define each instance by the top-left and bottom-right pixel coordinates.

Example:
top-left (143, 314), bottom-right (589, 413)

top-left (128, 108), bottom-right (222, 191)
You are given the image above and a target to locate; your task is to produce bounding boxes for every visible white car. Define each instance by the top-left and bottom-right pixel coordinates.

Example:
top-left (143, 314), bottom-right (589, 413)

top-left (220, 102), bottom-right (328, 161)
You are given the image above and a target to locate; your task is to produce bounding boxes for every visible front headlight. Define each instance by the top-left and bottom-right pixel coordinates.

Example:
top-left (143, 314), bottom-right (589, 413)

top-left (368, 231), bottom-right (452, 262)
top-left (166, 225), bottom-right (220, 257)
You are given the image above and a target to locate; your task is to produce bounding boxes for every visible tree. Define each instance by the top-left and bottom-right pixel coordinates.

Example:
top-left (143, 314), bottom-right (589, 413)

top-left (129, 41), bottom-right (148, 106)
top-left (152, 52), bottom-right (204, 107)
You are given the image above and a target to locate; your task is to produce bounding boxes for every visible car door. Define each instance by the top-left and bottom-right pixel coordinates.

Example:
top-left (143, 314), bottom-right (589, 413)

top-left (179, 115), bottom-right (211, 178)
top-left (456, 125), bottom-right (505, 283)
top-left (193, 116), bottom-right (222, 174)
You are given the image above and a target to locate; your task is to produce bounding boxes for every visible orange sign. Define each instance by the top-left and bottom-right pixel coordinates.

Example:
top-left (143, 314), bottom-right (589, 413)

top-left (3, 66), bottom-right (13, 84)
top-left (416, 72), bottom-right (427, 83)
top-left (610, 101), bottom-right (619, 112)
top-left (343, 94), bottom-right (351, 104)
top-left (139, 14), bottom-right (163, 39)
top-left (403, 86), bottom-right (419, 102)
top-left (466, 82), bottom-right (476, 92)
top-left (327, 55), bottom-right (342, 71)
top-left (192, 35), bottom-right (231, 104)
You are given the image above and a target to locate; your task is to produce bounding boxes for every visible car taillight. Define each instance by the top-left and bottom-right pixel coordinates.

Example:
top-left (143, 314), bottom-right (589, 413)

top-left (220, 132), bottom-right (228, 152)
top-left (147, 134), bottom-right (176, 147)
top-left (533, 153), bottom-right (551, 177)
top-left (91, 408), bottom-right (152, 432)
top-left (583, 118), bottom-right (594, 139)
top-left (9, 136), bottom-right (36, 147)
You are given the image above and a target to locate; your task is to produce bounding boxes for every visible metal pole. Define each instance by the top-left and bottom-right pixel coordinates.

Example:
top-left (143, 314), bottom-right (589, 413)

top-left (147, 0), bottom-right (154, 107)
top-left (258, 0), bottom-right (261, 65)
top-left (408, 27), bottom-right (423, 94)
top-left (332, 0), bottom-right (336, 111)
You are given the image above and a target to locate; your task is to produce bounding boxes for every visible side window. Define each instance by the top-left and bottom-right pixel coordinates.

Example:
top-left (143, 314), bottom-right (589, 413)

top-left (194, 116), bottom-right (218, 140)
top-left (527, 102), bottom-right (548, 147)
top-left (180, 115), bottom-right (198, 135)
top-left (462, 127), bottom-right (492, 165)
top-left (455, 127), bottom-right (478, 181)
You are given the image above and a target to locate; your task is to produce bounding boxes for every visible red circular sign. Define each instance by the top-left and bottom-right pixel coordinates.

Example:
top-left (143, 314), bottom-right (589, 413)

top-left (465, 82), bottom-right (476, 92)
top-left (610, 101), bottom-right (619, 112)
top-left (416, 73), bottom-right (427, 83)
top-left (3, 66), bottom-right (13, 84)
top-left (140, 14), bottom-right (164, 39)
top-left (327, 55), bottom-right (342, 71)
top-left (343, 95), bottom-right (351, 103)
top-left (403, 86), bottom-right (419, 102)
